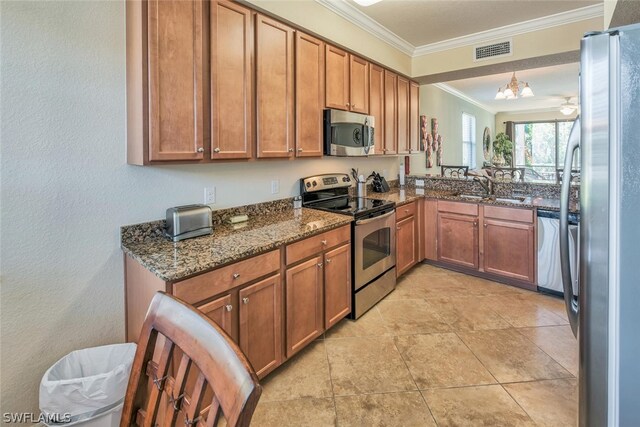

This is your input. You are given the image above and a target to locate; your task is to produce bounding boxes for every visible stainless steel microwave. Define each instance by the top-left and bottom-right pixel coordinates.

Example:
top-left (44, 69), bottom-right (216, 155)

top-left (324, 109), bottom-right (375, 156)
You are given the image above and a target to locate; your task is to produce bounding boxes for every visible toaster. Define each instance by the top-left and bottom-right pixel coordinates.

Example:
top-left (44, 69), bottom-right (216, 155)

top-left (165, 204), bottom-right (213, 242)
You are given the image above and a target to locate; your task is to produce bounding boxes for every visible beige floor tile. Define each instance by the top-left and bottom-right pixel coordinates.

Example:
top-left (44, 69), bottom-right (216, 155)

top-left (334, 391), bottom-right (437, 427)
top-left (325, 307), bottom-right (390, 339)
top-left (386, 273), bottom-right (461, 300)
top-left (251, 397), bottom-right (336, 427)
top-left (459, 329), bottom-right (572, 383)
top-left (423, 385), bottom-right (535, 426)
top-left (325, 336), bottom-right (416, 395)
top-left (521, 292), bottom-right (570, 320)
top-left (425, 296), bottom-right (512, 331)
top-left (377, 298), bottom-right (451, 335)
top-left (504, 379), bottom-right (578, 427)
top-left (480, 295), bottom-right (569, 328)
top-left (259, 340), bottom-right (332, 402)
top-left (454, 275), bottom-right (532, 296)
top-left (394, 333), bottom-right (496, 389)
top-left (518, 325), bottom-right (578, 376)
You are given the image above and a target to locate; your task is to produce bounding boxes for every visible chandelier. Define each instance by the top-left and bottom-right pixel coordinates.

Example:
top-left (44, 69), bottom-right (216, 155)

top-left (495, 72), bottom-right (534, 100)
top-left (560, 97), bottom-right (578, 116)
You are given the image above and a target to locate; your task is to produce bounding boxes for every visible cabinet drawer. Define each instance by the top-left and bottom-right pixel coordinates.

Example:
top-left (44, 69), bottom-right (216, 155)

top-left (438, 200), bottom-right (478, 216)
top-left (173, 249), bottom-right (280, 304)
top-left (396, 201), bottom-right (416, 221)
top-left (484, 205), bottom-right (534, 223)
top-left (286, 225), bottom-right (350, 265)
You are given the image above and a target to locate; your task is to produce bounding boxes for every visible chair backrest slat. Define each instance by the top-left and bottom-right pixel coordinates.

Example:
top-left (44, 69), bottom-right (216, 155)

top-left (143, 337), bottom-right (174, 427)
top-left (163, 353), bottom-right (192, 427)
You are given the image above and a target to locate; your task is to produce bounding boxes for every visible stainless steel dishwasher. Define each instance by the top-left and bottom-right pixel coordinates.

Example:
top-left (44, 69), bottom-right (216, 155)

top-left (537, 209), bottom-right (579, 296)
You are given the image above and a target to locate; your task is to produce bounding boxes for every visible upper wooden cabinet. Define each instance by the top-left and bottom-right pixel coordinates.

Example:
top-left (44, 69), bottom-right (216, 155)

top-left (295, 32), bottom-right (324, 157)
top-left (409, 81), bottom-right (420, 153)
top-left (325, 45), bottom-right (369, 113)
top-left (255, 14), bottom-right (295, 158)
top-left (211, 0), bottom-right (253, 160)
top-left (349, 55), bottom-right (369, 114)
top-left (369, 64), bottom-right (385, 155)
top-left (383, 70), bottom-right (398, 155)
top-left (397, 76), bottom-right (410, 154)
top-left (127, 0), bottom-right (206, 164)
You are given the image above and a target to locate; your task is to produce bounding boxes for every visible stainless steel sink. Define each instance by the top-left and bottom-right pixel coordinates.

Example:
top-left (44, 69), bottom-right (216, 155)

top-left (456, 194), bottom-right (527, 204)
top-left (495, 196), bottom-right (527, 204)
top-left (458, 194), bottom-right (484, 200)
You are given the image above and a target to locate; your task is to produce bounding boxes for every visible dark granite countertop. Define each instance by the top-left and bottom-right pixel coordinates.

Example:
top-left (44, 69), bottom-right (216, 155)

top-left (121, 208), bottom-right (352, 282)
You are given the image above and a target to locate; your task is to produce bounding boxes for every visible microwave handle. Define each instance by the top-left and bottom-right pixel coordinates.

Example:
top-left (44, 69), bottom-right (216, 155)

top-left (363, 118), bottom-right (372, 147)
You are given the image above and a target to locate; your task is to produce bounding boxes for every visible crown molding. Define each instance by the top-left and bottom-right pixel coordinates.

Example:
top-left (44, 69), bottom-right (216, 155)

top-left (413, 4), bottom-right (604, 57)
top-left (433, 83), bottom-right (497, 115)
top-left (313, 0), bottom-right (414, 55)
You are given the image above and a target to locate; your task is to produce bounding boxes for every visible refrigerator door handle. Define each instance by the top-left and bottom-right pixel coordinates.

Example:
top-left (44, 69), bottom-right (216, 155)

top-left (560, 116), bottom-right (580, 337)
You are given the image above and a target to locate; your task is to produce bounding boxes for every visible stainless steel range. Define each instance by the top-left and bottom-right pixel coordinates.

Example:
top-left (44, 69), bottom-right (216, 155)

top-left (301, 173), bottom-right (396, 318)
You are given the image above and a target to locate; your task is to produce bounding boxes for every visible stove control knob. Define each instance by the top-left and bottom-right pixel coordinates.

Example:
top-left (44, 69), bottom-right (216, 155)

top-left (306, 182), bottom-right (311, 188)
top-left (312, 181), bottom-right (317, 187)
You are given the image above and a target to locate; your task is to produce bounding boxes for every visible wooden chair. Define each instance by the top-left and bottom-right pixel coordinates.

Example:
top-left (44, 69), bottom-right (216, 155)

top-left (440, 165), bottom-right (469, 178)
top-left (121, 292), bottom-right (261, 427)
top-left (490, 167), bottom-right (525, 182)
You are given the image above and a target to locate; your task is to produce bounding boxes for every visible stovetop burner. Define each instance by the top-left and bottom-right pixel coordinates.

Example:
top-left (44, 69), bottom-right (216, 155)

top-left (307, 196), bottom-right (394, 219)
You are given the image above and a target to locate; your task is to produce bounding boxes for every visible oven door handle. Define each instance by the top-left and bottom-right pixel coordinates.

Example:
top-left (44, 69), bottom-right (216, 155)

top-left (355, 210), bottom-right (395, 225)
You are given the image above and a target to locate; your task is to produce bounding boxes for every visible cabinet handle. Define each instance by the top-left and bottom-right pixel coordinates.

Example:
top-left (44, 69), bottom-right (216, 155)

top-left (326, 259), bottom-right (332, 264)
top-left (317, 263), bottom-right (323, 268)
top-left (232, 273), bottom-right (240, 279)
top-left (213, 147), bottom-right (220, 153)
top-left (346, 103), bottom-right (350, 107)
top-left (298, 148), bottom-right (303, 152)
top-left (473, 221), bottom-right (478, 227)
top-left (242, 297), bottom-right (249, 304)
top-left (397, 226), bottom-right (401, 230)
top-left (404, 209), bottom-right (409, 213)
top-left (197, 147), bottom-right (204, 153)
top-left (383, 148), bottom-right (387, 153)
top-left (288, 148), bottom-right (294, 152)
top-left (225, 304), bottom-right (232, 312)
top-left (484, 223), bottom-right (487, 228)
top-left (352, 104), bottom-right (356, 108)
top-left (321, 240), bottom-right (327, 245)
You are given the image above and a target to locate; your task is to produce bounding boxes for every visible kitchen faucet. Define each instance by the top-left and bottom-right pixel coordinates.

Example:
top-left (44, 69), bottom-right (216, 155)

top-left (473, 175), bottom-right (495, 197)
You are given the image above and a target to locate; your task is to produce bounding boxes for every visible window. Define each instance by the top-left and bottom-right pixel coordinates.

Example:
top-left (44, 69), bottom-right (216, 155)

top-left (513, 120), bottom-right (577, 182)
top-left (462, 113), bottom-right (476, 169)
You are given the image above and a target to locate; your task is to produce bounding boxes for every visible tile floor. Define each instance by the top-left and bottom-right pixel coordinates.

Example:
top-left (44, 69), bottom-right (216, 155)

top-left (252, 264), bottom-right (578, 426)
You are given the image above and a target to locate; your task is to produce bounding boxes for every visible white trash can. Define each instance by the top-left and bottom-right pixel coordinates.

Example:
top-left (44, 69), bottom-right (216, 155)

top-left (39, 343), bottom-right (137, 427)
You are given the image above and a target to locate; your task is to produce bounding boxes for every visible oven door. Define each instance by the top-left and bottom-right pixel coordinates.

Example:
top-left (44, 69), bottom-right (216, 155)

top-left (354, 210), bottom-right (396, 290)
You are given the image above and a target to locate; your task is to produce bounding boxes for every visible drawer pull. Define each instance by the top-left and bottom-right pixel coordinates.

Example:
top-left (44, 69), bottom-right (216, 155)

top-left (404, 209), bottom-right (409, 213)
top-left (242, 297), bottom-right (249, 304)
top-left (317, 263), bottom-right (323, 268)
top-left (326, 259), bottom-right (332, 264)
top-left (213, 147), bottom-right (220, 153)
top-left (232, 273), bottom-right (240, 279)
top-left (484, 223), bottom-right (488, 228)
top-left (288, 148), bottom-right (294, 152)
top-left (197, 147), bottom-right (204, 153)
top-left (225, 304), bottom-right (232, 312)
top-left (321, 240), bottom-right (327, 245)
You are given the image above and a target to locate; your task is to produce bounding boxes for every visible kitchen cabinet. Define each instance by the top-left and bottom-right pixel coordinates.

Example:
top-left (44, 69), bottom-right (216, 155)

top-left (255, 14), bottom-right (295, 158)
top-left (397, 76), bottom-right (410, 154)
top-left (325, 45), bottom-right (369, 113)
top-left (196, 294), bottom-right (235, 341)
top-left (483, 206), bottom-right (536, 284)
top-left (285, 256), bottom-right (324, 357)
top-left (423, 199), bottom-right (438, 261)
top-left (324, 243), bottom-right (351, 329)
top-left (295, 32), bottom-right (324, 157)
top-left (437, 201), bottom-right (479, 269)
top-left (396, 202), bottom-right (418, 276)
top-left (210, 0), bottom-right (253, 159)
top-left (239, 274), bottom-right (283, 378)
top-left (369, 64), bottom-right (385, 155)
top-left (410, 82), bottom-right (420, 153)
top-left (383, 70), bottom-right (398, 155)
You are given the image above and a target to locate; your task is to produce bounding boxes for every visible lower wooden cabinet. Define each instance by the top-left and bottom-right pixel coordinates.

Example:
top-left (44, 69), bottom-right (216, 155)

top-left (483, 213), bottom-right (535, 284)
top-left (437, 212), bottom-right (479, 269)
top-left (285, 256), bottom-right (324, 357)
top-left (239, 274), bottom-right (283, 378)
top-left (324, 243), bottom-right (351, 329)
top-left (396, 215), bottom-right (417, 275)
top-left (196, 294), bottom-right (235, 341)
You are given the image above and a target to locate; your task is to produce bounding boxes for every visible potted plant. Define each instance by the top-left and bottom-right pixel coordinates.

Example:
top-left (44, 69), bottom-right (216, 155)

top-left (492, 132), bottom-right (513, 166)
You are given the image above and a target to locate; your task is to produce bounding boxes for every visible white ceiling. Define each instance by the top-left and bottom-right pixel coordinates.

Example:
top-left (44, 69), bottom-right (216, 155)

top-left (346, 0), bottom-right (600, 47)
top-left (442, 62), bottom-right (580, 113)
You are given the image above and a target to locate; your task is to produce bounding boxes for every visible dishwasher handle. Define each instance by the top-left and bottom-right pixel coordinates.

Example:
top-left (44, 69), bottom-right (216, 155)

top-left (560, 116), bottom-right (580, 338)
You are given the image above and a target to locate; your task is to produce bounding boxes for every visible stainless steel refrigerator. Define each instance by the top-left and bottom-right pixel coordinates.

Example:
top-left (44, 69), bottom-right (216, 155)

top-left (560, 23), bottom-right (640, 427)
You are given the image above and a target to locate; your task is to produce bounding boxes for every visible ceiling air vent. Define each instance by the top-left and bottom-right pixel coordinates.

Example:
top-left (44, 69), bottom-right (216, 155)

top-left (474, 40), bottom-right (512, 62)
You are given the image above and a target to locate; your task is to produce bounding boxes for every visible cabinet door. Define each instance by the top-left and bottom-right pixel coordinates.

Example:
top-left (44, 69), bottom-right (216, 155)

top-left (324, 243), bottom-right (351, 329)
top-left (396, 215), bottom-right (417, 276)
top-left (383, 70), bottom-right (397, 155)
top-left (437, 213), bottom-right (479, 269)
top-left (295, 32), bottom-right (324, 157)
top-left (409, 82), bottom-right (420, 153)
top-left (285, 256), bottom-right (323, 357)
top-left (325, 45), bottom-right (350, 110)
top-left (397, 76), bottom-right (410, 154)
top-left (369, 64), bottom-right (385, 155)
top-left (239, 274), bottom-right (283, 378)
top-left (349, 55), bottom-right (369, 114)
top-left (484, 219), bottom-right (535, 283)
top-left (196, 294), bottom-right (235, 341)
top-left (255, 15), bottom-right (294, 158)
top-left (211, 1), bottom-right (253, 159)
top-left (147, 0), bottom-right (205, 161)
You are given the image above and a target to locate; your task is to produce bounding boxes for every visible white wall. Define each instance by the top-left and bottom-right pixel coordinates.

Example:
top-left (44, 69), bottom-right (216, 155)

top-left (407, 85), bottom-right (495, 175)
top-left (0, 1), bottom-right (399, 415)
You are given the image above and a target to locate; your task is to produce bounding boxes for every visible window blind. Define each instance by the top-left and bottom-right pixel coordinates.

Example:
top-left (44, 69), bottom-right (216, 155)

top-left (462, 113), bottom-right (476, 169)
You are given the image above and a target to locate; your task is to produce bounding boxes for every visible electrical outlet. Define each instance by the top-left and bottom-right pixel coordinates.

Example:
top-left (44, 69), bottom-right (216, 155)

top-left (204, 186), bottom-right (216, 204)
top-left (271, 180), bottom-right (280, 194)
top-left (415, 179), bottom-right (425, 187)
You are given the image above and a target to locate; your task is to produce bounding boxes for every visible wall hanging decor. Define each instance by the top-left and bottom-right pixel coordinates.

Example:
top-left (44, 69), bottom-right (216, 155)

top-left (425, 117), bottom-right (443, 168)
top-left (483, 127), bottom-right (491, 162)
top-left (420, 115), bottom-right (427, 152)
